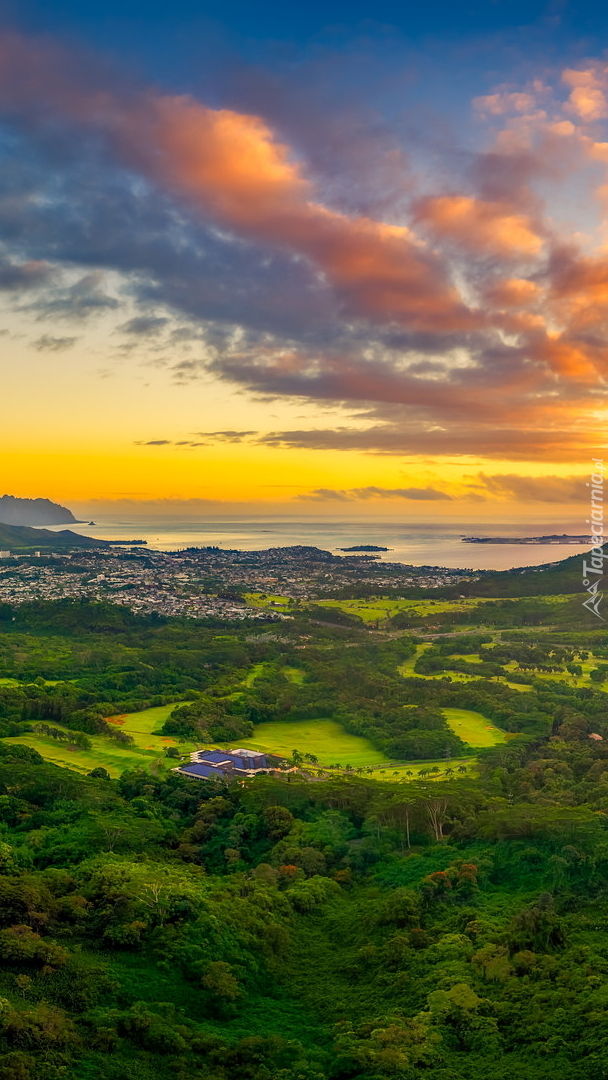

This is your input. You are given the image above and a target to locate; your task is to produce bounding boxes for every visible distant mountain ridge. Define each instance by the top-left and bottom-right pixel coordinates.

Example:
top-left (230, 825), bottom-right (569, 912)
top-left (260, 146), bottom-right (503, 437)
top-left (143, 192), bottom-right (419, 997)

top-left (0, 495), bottom-right (78, 526)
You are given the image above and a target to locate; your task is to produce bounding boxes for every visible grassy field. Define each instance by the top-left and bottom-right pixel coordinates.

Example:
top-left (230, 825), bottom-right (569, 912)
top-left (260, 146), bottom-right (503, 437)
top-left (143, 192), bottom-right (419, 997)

top-left (367, 757), bottom-right (475, 780)
top-left (105, 703), bottom-right (191, 750)
top-left (398, 644), bottom-right (481, 684)
top-left (242, 663), bottom-right (305, 687)
top-left (442, 707), bottom-right (507, 747)
top-left (221, 718), bottom-right (390, 767)
top-left (304, 593), bottom-right (571, 627)
top-left (3, 703), bottom-right (482, 782)
top-left (3, 703), bottom-right (194, 778)
top-left (399, 643), bottom-right (532, 692)
top-left (2, 732), bottom-right (164, 778)
top-left (243, 662), bottom-right (267, 687)
top-left (243, 592), bottom-right (291, 610)
top-left (283, 666), bottom-right (305, 684)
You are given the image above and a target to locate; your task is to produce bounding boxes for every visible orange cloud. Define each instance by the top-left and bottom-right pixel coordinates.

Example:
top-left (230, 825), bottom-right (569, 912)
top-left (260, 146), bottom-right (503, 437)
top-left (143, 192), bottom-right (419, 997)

top-left (563, 68), bottom-right (608, 121)
top-left (415, 196), bottom-right (544, 256)
top-left (112, 97), bottom-right (476, 332)
top-left (473, 91), bottom-right (538, 116)
top-left (0, 32), bottom-right (475, 335)
top-left (485, 278), bottom-right (541, 307)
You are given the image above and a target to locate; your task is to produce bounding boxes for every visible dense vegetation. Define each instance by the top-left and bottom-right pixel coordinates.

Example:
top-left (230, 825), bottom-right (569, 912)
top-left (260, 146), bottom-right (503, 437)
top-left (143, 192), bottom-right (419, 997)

top-left (3, 732), bottom-right (608, 1079)
top-left (1, 569), bottom-right (608, 1078)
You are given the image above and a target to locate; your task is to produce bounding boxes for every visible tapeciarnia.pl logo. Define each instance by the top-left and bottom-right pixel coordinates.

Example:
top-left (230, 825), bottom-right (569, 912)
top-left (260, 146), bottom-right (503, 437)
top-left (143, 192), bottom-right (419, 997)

top-left (582, 458), bottom-right (606, 620)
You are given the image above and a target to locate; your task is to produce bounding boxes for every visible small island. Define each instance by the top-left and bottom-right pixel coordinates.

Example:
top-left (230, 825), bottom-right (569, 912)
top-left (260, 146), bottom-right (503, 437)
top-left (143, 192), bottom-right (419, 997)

top-left (107, 539), bottom-right (148, 545)
top-left (462, 534), bottom-right (589, 545)
top-left (338, 545), bottom-right (391, 552)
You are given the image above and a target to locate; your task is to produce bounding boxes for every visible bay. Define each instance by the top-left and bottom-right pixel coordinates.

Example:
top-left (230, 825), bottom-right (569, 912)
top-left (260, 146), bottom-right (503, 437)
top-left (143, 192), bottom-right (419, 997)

top-left (42, 516), bottom-right (590, 571)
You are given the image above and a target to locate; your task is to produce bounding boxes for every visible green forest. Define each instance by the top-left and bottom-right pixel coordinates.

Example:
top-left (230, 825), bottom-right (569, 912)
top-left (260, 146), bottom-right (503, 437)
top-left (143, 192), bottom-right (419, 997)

top-left (0, 579), bottom-right (608, 1078)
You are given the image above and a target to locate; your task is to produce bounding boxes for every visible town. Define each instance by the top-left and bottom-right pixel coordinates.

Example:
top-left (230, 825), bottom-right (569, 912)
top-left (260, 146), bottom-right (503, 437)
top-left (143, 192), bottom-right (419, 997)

top-left (0, 544), bottom-right (478, 619)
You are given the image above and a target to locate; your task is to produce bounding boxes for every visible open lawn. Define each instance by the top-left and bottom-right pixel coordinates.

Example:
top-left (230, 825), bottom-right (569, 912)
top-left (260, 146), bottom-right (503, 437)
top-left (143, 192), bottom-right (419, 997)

top-left (4, 703), bottom-right (195, 778)
top-left (243, 663), bottom-right (305, 687)
top-left (105, 703), bottom-right (192, 750)
top-left (442, 707), bottom-right (507, 747)
top-left (244, 592), bottom-right (291, 610)
top-left (399, 644), bottom-right (533, 692)
top-left (2, 732), bottom-right (165, 778)
top-left (398, 644), bottom-right (482, 684)
top-left (221, 718), bottom-right (390, 767)
top-left (306, 593), bottom-right (571, 627)
top-left (283, 666), bottom-right (305, 684)
top-left (367, 757), bottom-right (476, 780)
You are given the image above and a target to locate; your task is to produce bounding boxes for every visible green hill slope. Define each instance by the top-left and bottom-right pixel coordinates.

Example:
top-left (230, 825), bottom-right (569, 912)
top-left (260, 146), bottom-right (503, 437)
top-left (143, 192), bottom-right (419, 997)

top-left (0, 522), bottom-right (107, 551)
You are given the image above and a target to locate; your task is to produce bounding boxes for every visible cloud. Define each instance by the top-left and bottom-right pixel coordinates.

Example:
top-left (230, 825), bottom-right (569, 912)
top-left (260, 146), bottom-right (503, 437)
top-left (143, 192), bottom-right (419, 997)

top-left (300, 485), bottom-right (453, 501)
top-left (562, 68), bottom-right (608, 122)
top-left (415, 196), bottom-right (544, 256)
top-left (193, 430), bottom-right (256, 442)
top-left (118, 315), bottom-right (170, 336)
top-left (26, 272), bottom-right (120, 322)
top-left (300, 474), bottom-right (588, 504)
top-left (135, 431), bottom-right (256, 447)
top-left (0, 258), bottom-right (52, 291)
top-left (0, 32), bottom-right (607, 469)
top-left (0, 30), bottom-right (475, 337)
top-left (257, 421), bottom-right (599, 462)
top-left (32, 334), bottom-right (77, 351)
top-left (472, 472), bottom-right (586, 503)
top-left (473, 91), bottom-right (539, 116)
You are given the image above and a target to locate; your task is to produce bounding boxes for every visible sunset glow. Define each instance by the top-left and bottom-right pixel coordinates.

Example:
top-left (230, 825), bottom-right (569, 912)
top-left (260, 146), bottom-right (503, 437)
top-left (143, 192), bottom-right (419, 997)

top-left (1, 9), bottom-right (607, 520)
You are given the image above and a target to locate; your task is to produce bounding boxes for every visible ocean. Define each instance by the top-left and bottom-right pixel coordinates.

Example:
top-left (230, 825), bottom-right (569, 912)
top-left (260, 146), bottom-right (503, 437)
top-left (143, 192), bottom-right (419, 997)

top-left (52, 517), bottom-right (589, 572)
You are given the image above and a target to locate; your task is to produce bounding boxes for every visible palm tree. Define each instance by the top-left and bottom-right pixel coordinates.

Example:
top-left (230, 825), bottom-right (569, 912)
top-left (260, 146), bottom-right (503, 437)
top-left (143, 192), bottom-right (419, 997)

top-left (457, 764), bottom-right (467, 774)
top-left (406, 770), bottom-right (413, 778)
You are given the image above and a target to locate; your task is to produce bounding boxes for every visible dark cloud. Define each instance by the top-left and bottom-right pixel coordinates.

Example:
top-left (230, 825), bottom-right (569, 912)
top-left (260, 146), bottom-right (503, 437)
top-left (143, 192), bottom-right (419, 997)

top-left (472, 472), bottom-right (586, 502)
top-left (0, 257), bottom-right (52, 291)
top-left (32, 334), bottom-right (77, 351)
top-left (25, 272), bottom-right (120, 322)
top-left (258, 424), bottom-right (595, 462)
top-left (135, 432), bottom-right (256, 447)
top-left (118, 315), bottom-right (169, 336)
top-left (300, 485), bottom-right (453, 501)
top-left (193, 430), bottom-right (256, 442)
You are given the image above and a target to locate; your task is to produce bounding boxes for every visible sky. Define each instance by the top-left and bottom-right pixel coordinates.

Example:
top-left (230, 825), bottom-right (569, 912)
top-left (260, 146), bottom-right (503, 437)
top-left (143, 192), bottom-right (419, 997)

top-left (1, 0), bottom-right (608, 521)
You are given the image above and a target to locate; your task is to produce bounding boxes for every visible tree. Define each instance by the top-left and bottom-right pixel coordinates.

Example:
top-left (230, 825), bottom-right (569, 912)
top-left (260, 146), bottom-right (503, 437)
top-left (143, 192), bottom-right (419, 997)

top-left (88, 767), bottom-right (111, 780)
top-left (424, 795), bottom-right (450, 842)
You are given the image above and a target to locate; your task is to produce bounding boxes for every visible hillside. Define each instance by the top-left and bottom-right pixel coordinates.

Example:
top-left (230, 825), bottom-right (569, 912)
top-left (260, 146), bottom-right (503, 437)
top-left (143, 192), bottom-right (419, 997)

top-left (380, 549), bottom-right (588, 602)
top-left (0, 522), bottom-right (107, 551)
top-left (0, 494), bottom-right (78, 525)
